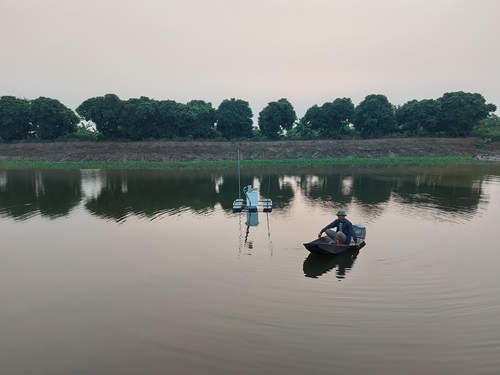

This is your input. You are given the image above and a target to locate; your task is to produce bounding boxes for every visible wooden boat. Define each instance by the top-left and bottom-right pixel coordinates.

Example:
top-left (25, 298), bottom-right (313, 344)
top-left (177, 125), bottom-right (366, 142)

top-left (303, 224), bottom-right (366, 255)
top-left (303, 237), bottom-right (366, 254)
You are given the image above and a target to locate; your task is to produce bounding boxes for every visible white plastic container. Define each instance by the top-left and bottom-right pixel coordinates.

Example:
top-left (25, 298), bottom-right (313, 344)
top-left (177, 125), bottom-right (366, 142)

top-left (245, 185), bottom-right (259, 211)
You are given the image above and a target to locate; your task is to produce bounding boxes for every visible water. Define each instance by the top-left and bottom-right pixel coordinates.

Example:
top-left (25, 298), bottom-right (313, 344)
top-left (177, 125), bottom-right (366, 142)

top-left (1, 164), bottom-right (500, 375)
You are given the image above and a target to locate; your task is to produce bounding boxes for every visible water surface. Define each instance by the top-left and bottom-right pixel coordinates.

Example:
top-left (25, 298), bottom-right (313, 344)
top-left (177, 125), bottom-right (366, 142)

top-left (1, 164), bottom-right (499, 375)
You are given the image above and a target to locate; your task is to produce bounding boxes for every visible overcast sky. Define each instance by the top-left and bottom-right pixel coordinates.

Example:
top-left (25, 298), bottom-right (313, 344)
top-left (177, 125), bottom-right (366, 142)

top-left (1, 0), bottom-right (499, 119)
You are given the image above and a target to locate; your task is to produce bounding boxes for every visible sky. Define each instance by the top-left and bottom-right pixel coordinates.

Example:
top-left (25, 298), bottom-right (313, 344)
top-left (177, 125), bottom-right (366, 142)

top-left (1, 0), bottom-right (499, 120)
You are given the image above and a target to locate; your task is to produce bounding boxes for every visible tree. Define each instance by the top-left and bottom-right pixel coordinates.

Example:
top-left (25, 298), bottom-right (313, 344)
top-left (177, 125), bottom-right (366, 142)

top-left (116, 98), bottom-right (216, 140)
top-left (396, 99), bottom-right (440, 135)
top-left (216, 99), bottom-right (253, 139)
top-left (31, 97), bottom-right (79, 140)
top-left (301, 104), bottom-right (322, 132)
top-left (286, 117), bottom-right (321, 140)
top-left (302, 98), bottom-right (355, 138)
top-left (328, 98), bottom-right (356, 135)
top-left (183, 100), bottom-right (217, 139)
top-left (472, 114), bottom-right (500, 141)
top-left (354, 94), bottom-right (397, 138)
top-left (76, 94), bottom-right (123, 138)
top-left (156, 100), bottom-right (183, 139)
top-left (436, 92), bottom-right (496, 137)
top-left (258, 98), bottom-right (296, 140)
top-left (0, 96), bottom-right (32, 141)
top-left (120, 97), bottom-right (160, 140)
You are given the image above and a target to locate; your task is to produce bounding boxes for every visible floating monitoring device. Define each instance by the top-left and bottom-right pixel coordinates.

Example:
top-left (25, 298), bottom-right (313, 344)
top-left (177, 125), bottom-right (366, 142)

top-left (232, 151), bottom-right (272, 213)
top-left (232, 185), bottom-right (272, 213)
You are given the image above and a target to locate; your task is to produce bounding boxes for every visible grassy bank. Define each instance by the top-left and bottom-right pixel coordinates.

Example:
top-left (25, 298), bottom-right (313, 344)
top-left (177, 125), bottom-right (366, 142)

top-left (0, 156), bottom-right (487, 170)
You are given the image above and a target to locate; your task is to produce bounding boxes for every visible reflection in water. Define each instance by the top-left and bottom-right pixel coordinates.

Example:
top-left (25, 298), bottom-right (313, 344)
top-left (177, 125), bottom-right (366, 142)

top-left (84, 170), bottom-right (221, 222)
top-left (0, 169), bottom-right (82, 221)
top-left (391, 172), bottom-right (484, 222)
top-left (0, 165), bottom-right (499, 222)
top-left (2, 166), bottom-right (500, 375)
top-left (303, 248), bottom-right (360, 280)
top-left (244, 211), bottom-right (258, 248)
top-left (238, 211), bottom-right (274, 256)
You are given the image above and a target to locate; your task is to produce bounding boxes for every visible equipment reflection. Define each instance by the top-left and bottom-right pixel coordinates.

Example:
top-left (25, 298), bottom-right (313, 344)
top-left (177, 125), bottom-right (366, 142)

top-left (237, 211), bottom-right (273, 256)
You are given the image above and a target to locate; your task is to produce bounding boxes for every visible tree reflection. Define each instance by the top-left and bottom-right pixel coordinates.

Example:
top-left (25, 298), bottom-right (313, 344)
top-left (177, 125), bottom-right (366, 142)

top-left (258, 174), bottom-right (294, 210)
top-left (85, 170), bottom-right (221, 222)
top-left (392, 172), bottom-right (482, 216)
top-left (0, 166), bottom-right (496, 223)
top-left (0, 170), bottom-right (81, 220)
top-left (300, 173), bottom-right (353, 206)
top-left (215, 173), bottom-right (246, 210)
top-left (38, 170), bottom-right (82, 217)
top-left (0, 170), bottom-right (38, 220)
top-left (354, 174), bottom-right (393, 205)
top-left (298, 168), bottom-right (489, 221)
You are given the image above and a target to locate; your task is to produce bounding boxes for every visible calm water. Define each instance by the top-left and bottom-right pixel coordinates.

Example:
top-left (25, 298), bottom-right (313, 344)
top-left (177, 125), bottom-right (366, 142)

top-left (1, 164), bottom-right (500, 375)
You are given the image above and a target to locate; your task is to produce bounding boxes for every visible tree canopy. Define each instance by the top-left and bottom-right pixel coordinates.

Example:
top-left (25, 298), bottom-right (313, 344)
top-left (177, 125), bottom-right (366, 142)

top-left (436, 92), bottom-right (496, 137)
top-left (0, 92), bottom-right (497, 142)
top-left (77, 96), bottom-right (217, 140)
top-left (0, 96), bottom-right (32, 141)
top-left (396, 99), bottom-right (441, 135)
top-left (396, 92), bottom-right (496, 137)
top-left (31, 97), bottom-right (79, 140)
top-left (302, 98), bottom-right (355, 138)
top-left (181, 100), bottom-right (217, 139)
top-left (216, 99), bottom-right (253, 139)
top-left (258, 98), bottom-right (296, 140)
top-left (76, 94), bottom-right (123, 138)
top-left (354, 94), bottom-right (397, 138)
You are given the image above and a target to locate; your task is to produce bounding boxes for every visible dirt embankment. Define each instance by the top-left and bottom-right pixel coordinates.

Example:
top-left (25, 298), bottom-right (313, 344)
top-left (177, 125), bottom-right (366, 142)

top-left (0, 138), bottom-right (499, 163)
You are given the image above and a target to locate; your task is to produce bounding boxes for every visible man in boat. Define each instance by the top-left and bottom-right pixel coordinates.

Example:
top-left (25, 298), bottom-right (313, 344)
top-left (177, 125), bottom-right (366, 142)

top-left (318, 209), bottom-right (358, 245)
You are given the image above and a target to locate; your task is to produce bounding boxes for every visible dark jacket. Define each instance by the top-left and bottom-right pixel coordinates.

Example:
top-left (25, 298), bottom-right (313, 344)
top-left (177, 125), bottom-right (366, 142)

top-left (321, 218), bottom-right (358, 244)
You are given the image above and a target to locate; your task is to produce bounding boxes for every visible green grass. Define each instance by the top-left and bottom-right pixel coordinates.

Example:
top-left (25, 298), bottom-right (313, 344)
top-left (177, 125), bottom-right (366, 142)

top-left (0, 156), bottom-right (487, 170)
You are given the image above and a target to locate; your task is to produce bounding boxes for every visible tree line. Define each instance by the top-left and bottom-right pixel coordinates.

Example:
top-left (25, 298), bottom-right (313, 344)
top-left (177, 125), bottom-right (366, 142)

top-left (0, 92), bottom-right (496, 142)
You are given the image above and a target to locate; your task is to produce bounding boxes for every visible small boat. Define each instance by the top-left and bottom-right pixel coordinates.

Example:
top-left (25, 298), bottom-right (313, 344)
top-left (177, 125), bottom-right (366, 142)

top-left (303, 224), bottom-right (366, 255)
top-left (303, 237), bottom-right (366, 254)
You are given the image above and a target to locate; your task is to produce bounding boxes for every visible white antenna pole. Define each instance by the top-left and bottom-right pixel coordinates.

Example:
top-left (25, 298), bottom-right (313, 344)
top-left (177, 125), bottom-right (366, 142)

top-left (237, 150), bottom-right (241, 199)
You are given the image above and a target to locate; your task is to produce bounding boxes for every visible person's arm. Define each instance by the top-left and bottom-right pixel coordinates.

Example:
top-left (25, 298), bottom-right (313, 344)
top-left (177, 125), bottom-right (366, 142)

top-left (318, 220), bottom-right (337, 237)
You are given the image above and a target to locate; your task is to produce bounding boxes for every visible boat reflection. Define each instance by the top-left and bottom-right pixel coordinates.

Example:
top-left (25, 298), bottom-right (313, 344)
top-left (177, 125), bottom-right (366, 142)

top-left (303, 247), bottom-right (361, 280)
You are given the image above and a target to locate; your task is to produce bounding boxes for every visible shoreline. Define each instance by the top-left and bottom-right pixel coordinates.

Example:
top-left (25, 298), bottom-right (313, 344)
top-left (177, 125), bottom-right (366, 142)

top-left (0, 156), bottom-right (494, 170)
top-left (0, 138), bottom-right (499, 168)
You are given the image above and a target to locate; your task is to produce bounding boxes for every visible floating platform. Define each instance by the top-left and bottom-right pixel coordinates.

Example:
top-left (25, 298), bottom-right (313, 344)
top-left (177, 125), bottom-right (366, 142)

top-left (232, 199), bottom-right (245, 212)
top-left (262, 199), bottom-right (272, 212)
top-left (232, 198), bottom-right (273, 213)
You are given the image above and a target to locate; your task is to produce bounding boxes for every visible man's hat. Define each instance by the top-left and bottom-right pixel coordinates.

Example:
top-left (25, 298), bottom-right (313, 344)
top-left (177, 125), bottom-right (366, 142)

top-left (336, 210), bottom-right (346, 216)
